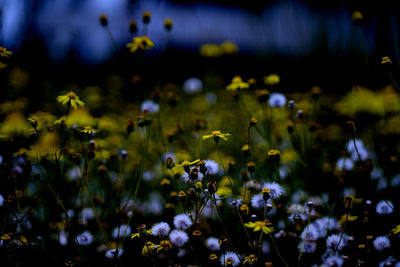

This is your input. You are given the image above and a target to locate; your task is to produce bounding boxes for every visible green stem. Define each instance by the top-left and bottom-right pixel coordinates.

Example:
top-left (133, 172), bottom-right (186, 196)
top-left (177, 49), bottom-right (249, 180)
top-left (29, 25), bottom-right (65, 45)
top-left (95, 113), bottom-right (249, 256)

top-left (334, 210), bottom-right (349, 253)
top-left (298, 215), bottom-right (310, 261)
top-left (216, 143), bottom-right (233, 191)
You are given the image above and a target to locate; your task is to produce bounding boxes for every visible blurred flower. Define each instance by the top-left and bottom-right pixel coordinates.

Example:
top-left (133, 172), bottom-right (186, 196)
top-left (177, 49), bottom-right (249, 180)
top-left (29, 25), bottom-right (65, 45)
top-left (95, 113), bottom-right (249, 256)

top-left (112, 225), bottom-right (132, 239)
top-left (245, 220), bottom-right (274, 235)
top-left (268, 93), bottom-right (286, 107)
top-left (206, 237), bottom-right (220, 251)
top-left (336, 158), bottom-right (354, 171)
top-left (0, 46), bottom-right (12, 57)
top-left (199, 43), bottom-right (223, 57)
top-left (98, 14), bottom-right (108, 26)
top-left (57, 92), bottom-right (85, 109)
top-left (151, 222), bottom-right (170, 237)
top-left (142, 242), bottom-right (155, 256)
top-left (126, 36), bottom-right (154, 53)
top-left (220, 251), bottom-right (240, 267)
top-left (141, 100), bottom-right (159, 113)
top-left (129, 20), bottom-right (138, 35)
top-left (76, 231), bottom-right (94, 246)
top-left (0, 112), bottom-right (29, 136)
top-left (373, 236), bottom-right (391, 250)
top-left (183, 78), bottom-right (203, 94)
top-left (105, 248), bottom-right (124, 258)
top-left (298, 241), bottom-right (316, 253)
top-left (381, 56), bottom-right (392, 64)
top-left (164, 18), bottom-right (173, 31)
top-left (392, 225), bottom-right (400, 234)
top-left (220, 41), bottom-right (238, 54)
top-left (173, 213), bottom-right (192, 230)
top-left (169, 230), bottom-right (188, 247)
top-left (226, 76), bottom-right (249, 91)
top-left (204, 159), bottom-right (219, 175)
top-left (264, 74), bottom-right (280, 85)
top-left (80, 126), bottom-right (96, 135)
top-left (142, 11), bottom-right (151, 24)
top-left (376, 200), bottom-right (394, 214)
top-left (326, 234), bottom-right (348, 250)
top-left (351, 11), bottom-right (363, 21)
top-left (157, 240), bottom-right (173, 252)
top-left (262, 182), bottom-right (285, 199)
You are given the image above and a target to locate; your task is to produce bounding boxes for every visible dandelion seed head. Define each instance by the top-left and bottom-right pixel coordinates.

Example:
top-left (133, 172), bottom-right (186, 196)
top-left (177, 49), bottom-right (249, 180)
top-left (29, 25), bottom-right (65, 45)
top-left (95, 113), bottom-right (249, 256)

top-left (220, 251), bottom-right (240, 267)
top-left (373, 236), bottom-right (391, 251)
top-left (206, 237), bottom-right (220, 251)
top-left (169, 230), bottom-right (189, 247)
top-left (152, 222), bottom-right (171, 237)
top-left (173, 213), bottom-right (192, 230)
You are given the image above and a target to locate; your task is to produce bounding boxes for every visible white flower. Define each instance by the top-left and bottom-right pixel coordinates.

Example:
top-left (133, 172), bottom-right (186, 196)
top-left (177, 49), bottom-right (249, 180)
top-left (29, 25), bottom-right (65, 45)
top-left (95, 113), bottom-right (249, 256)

top-left (336, 158), bottom-right (354, 171)
top-left (112, 224), bottom-right (132, 239)
top-left (105, 248), bottom-right (124, 258)
top-left (322, 255), bottom-right (344, 267)
top-left (182, 167), bottom-right (204, 184)
top-left (263, 182), bottom-right (284, 199)
top-left (251, 194), bottom-right (271, 209)
top-left (206, 237), bottom-right (220, 251)
top-left (298, 240), bottom-right (316, 253)
top-left (141, 100), bottom-right (159, 113)
top-left (173, 213), bottom-right (192, 230)
top-left (59, 230), bottom-right (68, 246)
top-left (346, 139), bottom-right (365, 154)
top-left (169, 230), bottom-right (189, 247)
top-left (220, 251), bottom-right (240, 267)
top-left (376, 200), bottom-right (394, 214)
top-left (268, 93), bottom-right (286, 107)
top-left (183, 77), bottom-right (202, 94)
top-left (76, 231), bottom-right (94, 246)
top-left (326, 234), bottom-right (349, 250)
top-left (373, 236), bottom-right (391, 251)
top-left (204, 159), bottom-right (219, 175)
top-left (152, 222), bottom-right (170, 237)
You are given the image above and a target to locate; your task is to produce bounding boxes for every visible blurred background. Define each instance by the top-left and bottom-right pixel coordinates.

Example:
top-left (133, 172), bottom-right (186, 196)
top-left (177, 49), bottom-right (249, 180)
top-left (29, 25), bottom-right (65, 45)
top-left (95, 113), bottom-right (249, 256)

top-left (0, 0), bottom-right (399, 95)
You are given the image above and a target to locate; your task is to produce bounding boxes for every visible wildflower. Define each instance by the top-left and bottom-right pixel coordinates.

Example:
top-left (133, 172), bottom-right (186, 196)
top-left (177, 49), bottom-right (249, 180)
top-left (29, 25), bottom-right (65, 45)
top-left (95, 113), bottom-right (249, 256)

top-left (200, 43), bottom-right (223, 57)
top-left (204, 159), bottom-right (219, 175)
top-left (351, 11), bottom-right (363, 21)
top-left (226, 76), bottom-right (249, 91)
top-left (220, 251), bottom-right (240, 267)
top-left (56, 92), bottom-right (85, 109)
top-left (142, 11), bottom-right (151, 24)
top-left (373, 236), bottom-right (391, 250)
top-left (322, 255), bottom-right (344, 267)
top-left (126, 36), bottom-right (154, 53)
top-left (262, 182), bottom-right (284, 199)
top-left (142, 241), bottom-right (155, 256)
top-left (268, 93), bottom-right (286, 107)
top-left (183, 77), bottom-right (203, 94)
top-left (0, 46), bottom-right (12, 57)
top-left (301, 224), bottom-right (320, 240)
top-left (131, 225), bottom-right (152, 239)
top-left (157, 240), bottom-right (173, 252)
top-left (392, 225), bottom-right (400, 234)
top-left (245, 220), bottom-right (274, 235)
top-left (80, 126), bottom-right (96, 135)
top-left (382, 56), bottom-right (392, 64)
top-left (182, 167), bottom-right (204, 184)
top-left (267, 149), bottom-right (280, 163)
top-left (169, 230), bottom-right (188, 247)
top-left (173, 213), bottom-right (192, 230)
top-left (76, 231), bottom-right (94, 246)
top-left (251, 194), bottom-right (271, 209)
top-left (209, 254), bottom-right (218, 261)
top-left (105, 248), bottom-right (124, 258)
top-left (141, 100), bottom-right (159, 113)
top-left (264, 74), bottom-right (280, 85)
top-left (326, 234), bottom-right (348, 250)
top-left (298, 240), bottom-right (317, 253)
top-left (220, 41), bottom-right (238, 54)
top-left (243, 254), bottom-right (257, 265)
top-left (98, 14), bottom-right (108, 26)
top-left (112, 224), bottom-right (131, 239)
top-left (339, 214), bottom-right (357, 224)
top-left (376, 200), bottom-right (394, 214)
top-left (151, 222), bottom-right (170, 237)
top-left (129, 20), bottom-right (138, 34)
top-left (164, 18), bottom-right (173, 31)
top-left (206, 237), bottom-right (220, 251)
top-left (202, 130), bottom-right (230, 143)
top-left (336, 158), bottom-right (354, 171)
top-left (192, 229), bottom-right (202, 236)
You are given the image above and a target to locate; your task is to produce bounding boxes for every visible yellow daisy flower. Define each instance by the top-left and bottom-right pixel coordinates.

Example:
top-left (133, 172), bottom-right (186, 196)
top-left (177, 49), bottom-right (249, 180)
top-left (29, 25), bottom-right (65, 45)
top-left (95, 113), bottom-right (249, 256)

top-left (245, 220), bottom-right (274, 235)
top-left (264, 74), bottom-right (280, 85)
top-left (202, 130), bottom-right (230, 143)
top-left (391, 225), bottom-right (400, 234)
top-left (0, 46), bottom-right (12, 57)
top-left (80, 126), bottom-right (97, 135)
top-left (126, 36), bottom-right (155, 53)
top-left (226, 76), bottom-right (249, 91)
top-left (56, 92), bottom-right (85, 109)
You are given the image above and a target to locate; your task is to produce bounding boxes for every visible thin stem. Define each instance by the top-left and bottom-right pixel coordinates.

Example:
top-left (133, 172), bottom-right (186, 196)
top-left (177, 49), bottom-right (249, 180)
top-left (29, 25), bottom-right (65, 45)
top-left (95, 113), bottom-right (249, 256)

top-left (216, 143), bottom-right (233, 191)
top-left (270, 232), bottom-right (289, 267)
top-left (389, 71), bottom-right (400, 92)
top-left (236, 208), bottom-right (253, 250)
top-left (334, 210), bottom-right (349, 253)
top-left (298, 215), bottom-right (311, 261)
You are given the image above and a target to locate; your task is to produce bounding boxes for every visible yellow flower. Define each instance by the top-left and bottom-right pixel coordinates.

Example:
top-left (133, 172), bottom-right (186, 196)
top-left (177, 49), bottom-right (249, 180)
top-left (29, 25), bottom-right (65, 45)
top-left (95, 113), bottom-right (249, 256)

top-left (220, 41), bottom-right (238, 54)
top-left (80, 126), bottom-right (97, 135)
top-left (351, 11), bottom-right (363, 21)
top-left (264, 74), bottom-right (280, 85)
top-left (226, 76), bottom-right (249, 91)
top-left (202, 130), bottom-right (230, 143)
top-left (180, 159), bottom-right (201, 167)
top-left (126, 36), bottom-right (154, 53)
top-left (142, 241), bottom-right (155, 256)
top-left (0, 112), bottom-right (29, 136)
top-left (382, 56), bottom-right (392, 64)
top-left (131, 229), bottom-right (152, 239)
top-left (391, 225), bottom-right (400, 234)
top-left (1, 233), bottom-right (11, 240)
top-left (157, 240), bottom-right (173, 252)
top-left (243, 254), bottom-right (257, 265)
top-left (199, 43), bottom-right (223, 57)
top-left (0, 46), bottom-right (13, 57)
top-left (209, 254), bottom-right (218, 260)
top-left (245, 220), bottom-right (274, 235)
top-left (56, 91), bottom-right (85, 109)
top-left (339, 214), bottom-right (358, 224)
